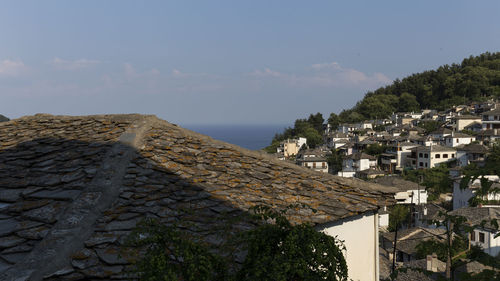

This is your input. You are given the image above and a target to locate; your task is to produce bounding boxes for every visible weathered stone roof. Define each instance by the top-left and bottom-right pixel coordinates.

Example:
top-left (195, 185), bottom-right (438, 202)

top-left (0, 114), bottom-right (396, 280)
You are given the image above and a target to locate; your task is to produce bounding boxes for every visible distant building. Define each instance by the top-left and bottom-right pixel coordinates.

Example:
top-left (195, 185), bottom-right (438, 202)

top-left (452, 175), bottom-right (500, 210)
top-left (380, 142), bottom-right (420, 173)
top-left (482, 108), bottom-right (500, 130)
top-left (338, 152), bottom-right (377, 178)
top-left (277, 137), bottom-right (307, 158)
top-left (373, 176), bottom-right (427, 205)
top-left (412, 145), bottom-right (456, 169)
top-left (296, 149), bottom-right (328, 173)
top-left (451, 115), bottom-right (482, 131)
top-left (455, 143), bottom-right (488, 167)
top-left (443, 132), bottom-right (475, 147)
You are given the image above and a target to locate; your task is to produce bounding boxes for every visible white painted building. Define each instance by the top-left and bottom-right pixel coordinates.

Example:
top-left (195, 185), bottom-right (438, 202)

top-left (443, 133), bottom-right (475, 147)
top-left (317, 211), bottom-right (380, 281)
top-left (482, 108), bottom-right (500, 130)
top-left (374, 176), bottom-right (427, 205)
top-left (338, 152), bottom-right (377, 178)
top-left (452, 176), bottom-right (500, 210)
top-left (455, 144), bottom-right (488, 167)
top-left (414, 145), bottom-right (456, 169)
top-left (450, 207), bottom-right (500, 257)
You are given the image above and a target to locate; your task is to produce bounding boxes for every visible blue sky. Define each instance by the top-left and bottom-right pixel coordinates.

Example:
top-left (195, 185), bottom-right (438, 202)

top-left (1, 1), bottom-right (499, 125)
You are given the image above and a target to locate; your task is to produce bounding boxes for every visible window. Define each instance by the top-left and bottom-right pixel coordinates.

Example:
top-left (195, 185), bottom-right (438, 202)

top-left (419, 162), bottom-right (423, 167)
top-left (471, 231), bottom-right (475, 241)
top-left (322, 162), bottom-right (326, 168)
top-left (456, 138), bottom-right (459, 143)
top-left (479, 232), bottom-right (485, 243)
top-left (443, 154), bottom-right (448, 158)
top-left (451, 154), bottom-right (454, 158)
top-left (436, 154), bottom-right (440, 158)
top-left (313, 162), bottom-right (316, 168)
top-left (425, 163), bottom-right (428, 167)
top-left (424, 153), bottom-right (428, 158)
top-left (419, 153), bottom-right (423, 158)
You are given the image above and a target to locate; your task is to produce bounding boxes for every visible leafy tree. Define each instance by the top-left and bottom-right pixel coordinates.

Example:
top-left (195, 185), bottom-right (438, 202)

top-left (364, 144), bottom-right (387, 157)
top-left (327, 113), bottom-right (340, 131)
top-left (237, 206), bottom-right (348, 281)
top-left (398, 92), bottom-right (420, 112)
top-left (417, 120), bottom-right (443, 135)
top-left (327, 149), bottom-right (344, 173)
top-left (389, 205), bottom-right (409, 273)
top-left (125, 206), bottom-right (349, 281)
top-left (404, 165), bottom-right (451, 201)
top-left (307, 112), bottom-right (325, 134)
top-left (301, 127), bottom-right (323, 148)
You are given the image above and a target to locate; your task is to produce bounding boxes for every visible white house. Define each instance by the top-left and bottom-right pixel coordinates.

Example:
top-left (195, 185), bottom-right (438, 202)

top-left (414, 145), bottom-right (456, 169)
top-left (277, 137), bottom-right (307, 158)
top-left (338, 152), bottom-right (377, 178)
top-left (452, 176), bottom-right (500, 210)
top-left (452, 115), bottom-right (482, 131)
top-left (482, 108), bottom-right (500, 130)
top-left (296, 149), bottom-right (329, 173)
top-left (450, 207), bottom-right (500, 257)
top-left (455, 144), bottom-right (488, 167)
top-left (374, 176), bottom-right (427, 205)
top-left (443, 132), bottom-right (475, 147)
top-left (380, 142), bottom-right (420, 173)
top-left (324, 132), bottom-right (349, 149)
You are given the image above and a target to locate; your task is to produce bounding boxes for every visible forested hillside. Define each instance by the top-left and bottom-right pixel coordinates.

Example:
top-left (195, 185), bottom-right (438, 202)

top-left (335, 52), bottom-right (500, 123)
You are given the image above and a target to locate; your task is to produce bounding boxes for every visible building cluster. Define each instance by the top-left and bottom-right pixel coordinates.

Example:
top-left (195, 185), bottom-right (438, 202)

top-left (273, 101), bottom-right (500, 279)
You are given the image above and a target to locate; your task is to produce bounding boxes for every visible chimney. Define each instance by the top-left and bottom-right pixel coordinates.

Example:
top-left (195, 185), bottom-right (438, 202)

top-left (426, 253), bottom-right (438, 272)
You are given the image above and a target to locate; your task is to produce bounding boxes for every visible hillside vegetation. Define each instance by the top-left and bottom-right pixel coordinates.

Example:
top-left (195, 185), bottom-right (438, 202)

top-left (336, 52), bottom-right (500, 123)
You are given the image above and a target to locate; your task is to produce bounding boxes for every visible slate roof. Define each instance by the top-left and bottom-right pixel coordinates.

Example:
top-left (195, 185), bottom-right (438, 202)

top-left (449, 207), bottom-right (500, 230)
top-left (418, 145), bottom-right (456, 153)
top-left (373, 176), bottom-right (423, 192)
top-left (456, 143), bottom-right (488, 154)
top-left (346, 152), bottom-right (377, 160)
top-left (0, 114), bottom-right (396, 280)
top-left (382, 227), bottom-right (446, 256)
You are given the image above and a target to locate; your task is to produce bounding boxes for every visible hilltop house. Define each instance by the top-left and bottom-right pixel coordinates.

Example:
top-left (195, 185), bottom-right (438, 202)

top-left (380, 142), bottom-right (420, 173)
top-left (0, 114), bottom-right (396, 281)
top-left (482, 108), bottom-right (500, 130)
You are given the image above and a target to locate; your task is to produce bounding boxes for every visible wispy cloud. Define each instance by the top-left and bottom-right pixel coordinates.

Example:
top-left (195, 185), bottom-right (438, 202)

top-left (252, 62), bottom-right (391, 89)
top-left (0, 59), bottom-right (28, 77)
top-left (51, 57), bottom-right (101, 70)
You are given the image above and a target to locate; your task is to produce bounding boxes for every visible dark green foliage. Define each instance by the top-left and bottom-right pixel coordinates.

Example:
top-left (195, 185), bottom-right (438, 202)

top-left (340, 52), bottom-right (500, 121)
top-left (417, 120), bottom-right (443, 135)
top-left (265, 113), bottom-right (325, 151)
top-left (238, 206), bottom-right (348, 281)
top-left (0, 114), bottom-right (9, 122)
top-left (125, 206), bottom-right (348, 281)
top-left (415, 235), bottom-right (467, 261)
top-left (327, 113), bottom-right (340, 131)
top-left (364, 144), bottom-right (387, 157)
top-left (388, 205), bottom-right (409, 232)
top-left (124, 219), bottom-right (228, 281)
top-left (327, 149), bottom-right (343, 173)
top-left (404, 165), bottom-right (451, 201)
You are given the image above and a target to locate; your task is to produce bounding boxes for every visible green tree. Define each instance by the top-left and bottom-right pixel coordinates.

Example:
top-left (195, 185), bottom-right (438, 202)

top-left (327, 149), bottom-right (344, 173)
top-left (125, 206), bottom-right (349, 281)
top-left (307, 112), bottom-right (325, 134)
top-left (301, 127), bottom-right (323, 148)
top-left (389, 205), bottom-right (409, 273)
top-left (327, 113), bottom-right (340, 131)
top-left (397, 92), bottom-right (420, 112)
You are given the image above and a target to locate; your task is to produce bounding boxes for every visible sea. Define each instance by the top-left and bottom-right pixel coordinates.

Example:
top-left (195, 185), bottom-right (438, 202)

top-left (183, 124), bottom-right (289, 151)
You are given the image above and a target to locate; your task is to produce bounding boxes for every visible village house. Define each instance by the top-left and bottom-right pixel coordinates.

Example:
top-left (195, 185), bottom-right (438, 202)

top-left (452, 115), bottom-right (482, 131)
top-left (374, 176), bottom-right (428, 205)
top-left (443, 132), bottom-right (476, 147)
top-left (455, 143), bottom-right (488, 167)
top-left (464, 121), bottom-right (483, 133)
top-left (338, 152), bottom-right (377, 178)
top-left (482, 107), bottom-right (500, 130)
top-left (0, 114), bottom-right (397, 281)
top-left (296, 148), bottom-right (329, 173)
top-left (380, 142), bottom-right (421, 173)
top-left (324, 132), bottom-right (349, 149)
top-left (276, 137), bottom-right (307, 158)
top-left (412, 145), bottom-right (456, 169)
top-left (450, 207), bottom-right (500, 257)
top-left (452, 175), bottom-right (500, 210)
top-left (381, 227), bottom-right (447, 263)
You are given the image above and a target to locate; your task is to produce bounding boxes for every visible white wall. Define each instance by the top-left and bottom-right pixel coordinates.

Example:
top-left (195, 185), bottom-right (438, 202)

top-left (317, 212), bottom-right (378, 281)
